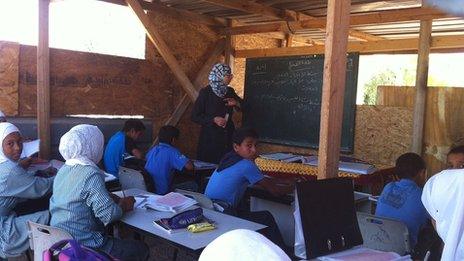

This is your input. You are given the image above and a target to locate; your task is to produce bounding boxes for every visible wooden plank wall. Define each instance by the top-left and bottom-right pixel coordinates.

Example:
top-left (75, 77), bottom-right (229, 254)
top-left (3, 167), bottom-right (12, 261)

top-left (377, 85), bottom-right (464, 176)
top-left (0, 41), bottom-right (19, 115)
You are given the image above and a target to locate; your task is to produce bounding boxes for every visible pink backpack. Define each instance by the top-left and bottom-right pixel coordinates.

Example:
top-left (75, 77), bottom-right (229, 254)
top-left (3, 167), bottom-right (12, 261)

top-left (43, 239), bottom-right (117, 261)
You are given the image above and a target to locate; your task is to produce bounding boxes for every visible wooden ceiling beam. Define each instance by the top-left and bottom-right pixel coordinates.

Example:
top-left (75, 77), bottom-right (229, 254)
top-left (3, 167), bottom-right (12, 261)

top-left (99, 0), bottom-right (227, 27)
top-left (231, 19), bottom-right (320, 46)
top-left (202, 0), bottom-right (299, 21)
top-left (223, 7), bottom-right (449, 36)
top-left (203, 0), bottom-right (382, 42)
top-left (126, 0), bottom-right (199, 101)
top-left (235, 34), bottom-right (464, 57)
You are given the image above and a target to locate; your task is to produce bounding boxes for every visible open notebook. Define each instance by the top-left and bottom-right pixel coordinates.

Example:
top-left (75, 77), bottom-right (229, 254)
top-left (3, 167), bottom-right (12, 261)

top-left (134, 192), bottom-right (197, 213)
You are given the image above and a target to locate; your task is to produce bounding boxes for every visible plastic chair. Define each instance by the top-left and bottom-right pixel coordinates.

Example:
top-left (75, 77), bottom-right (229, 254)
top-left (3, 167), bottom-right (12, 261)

top-left (356, 212), bottom-right (411, 255)
top-left (118, 166), bottom-right (148, 191)
top-left (27, 221), bottom-right (73, 261)
top-left (175, 189), bottom-right (214, 209)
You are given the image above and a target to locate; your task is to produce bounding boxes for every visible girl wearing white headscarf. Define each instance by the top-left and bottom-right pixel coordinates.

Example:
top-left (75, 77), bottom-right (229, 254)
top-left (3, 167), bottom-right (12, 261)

top-left (199, 229), bottom-right (290, 261)
top-left (421, 169), bottom-right (464, 260)
top-left (191, 63), bottom-right (243, 164)
top-left (49, 124), bottom-right (149, 261)
top-left (0, 122), bottom-right (53, 258)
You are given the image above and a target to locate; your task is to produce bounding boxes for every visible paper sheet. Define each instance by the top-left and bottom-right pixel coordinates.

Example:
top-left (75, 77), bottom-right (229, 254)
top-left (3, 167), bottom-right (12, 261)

top-left (21, 139), bottom-right (40, 158)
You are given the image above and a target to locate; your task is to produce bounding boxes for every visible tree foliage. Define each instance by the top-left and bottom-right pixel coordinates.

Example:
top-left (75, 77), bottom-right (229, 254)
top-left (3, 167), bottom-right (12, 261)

top-left (363, 69), bottom-right (396, 105)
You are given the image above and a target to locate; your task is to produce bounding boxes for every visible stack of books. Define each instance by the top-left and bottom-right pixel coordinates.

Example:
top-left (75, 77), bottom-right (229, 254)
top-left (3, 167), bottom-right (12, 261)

top-left (304, 157), bottom-right (377, 175)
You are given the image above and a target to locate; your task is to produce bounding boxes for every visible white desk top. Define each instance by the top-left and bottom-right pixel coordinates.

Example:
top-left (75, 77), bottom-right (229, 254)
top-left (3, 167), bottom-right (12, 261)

top-left (193, 160), bottom-right (218, 170)
top-left (115, 188), bottom-right (266, 251)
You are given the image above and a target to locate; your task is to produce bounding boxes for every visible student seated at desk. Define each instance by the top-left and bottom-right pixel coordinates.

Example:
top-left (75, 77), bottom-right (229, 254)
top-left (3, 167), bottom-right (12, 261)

top-left (446, 145), bottom-right (464, 169)
top-left (0, 122), bottom-right (54, 258)
top-left (375, 152), bottom-right (429, 249)
top-left (145, 125), bottom-right (194, 195)
top-left (104, 119), bottom-right (146, 176)
top-left (205, 127), bottom-right (292, 251)
top-left (50, 124), bottom-right (149, 261)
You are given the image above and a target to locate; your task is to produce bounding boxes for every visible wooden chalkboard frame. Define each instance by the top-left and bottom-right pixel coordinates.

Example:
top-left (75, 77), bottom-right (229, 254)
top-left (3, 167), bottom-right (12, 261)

top-left (243, 53), bottom-right (359, 152)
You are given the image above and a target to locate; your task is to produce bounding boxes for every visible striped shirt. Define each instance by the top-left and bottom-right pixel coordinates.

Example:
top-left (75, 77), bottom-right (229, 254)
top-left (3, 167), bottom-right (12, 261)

top-left (50, 164), bottom-right (122, 248)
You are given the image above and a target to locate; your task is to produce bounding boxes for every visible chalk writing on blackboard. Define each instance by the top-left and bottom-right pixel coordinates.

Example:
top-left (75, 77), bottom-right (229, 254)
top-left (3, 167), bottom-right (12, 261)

top-left (243, 53), bottom-right (359, 151)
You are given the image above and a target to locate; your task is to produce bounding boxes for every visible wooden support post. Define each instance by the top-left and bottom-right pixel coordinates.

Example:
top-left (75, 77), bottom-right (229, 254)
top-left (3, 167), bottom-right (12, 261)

top-left (38, 0), bottom-right (50, 159)
top-left (153, 39), bottom-right (225, 145)
top-left (411, 20), bottom-right (432, 154)
top-left (225, 20), bottom-right (236, 71)
top-left (126, 0), bottom-right (199, 101)
top-left (318, 0), bottom-right (351, 179)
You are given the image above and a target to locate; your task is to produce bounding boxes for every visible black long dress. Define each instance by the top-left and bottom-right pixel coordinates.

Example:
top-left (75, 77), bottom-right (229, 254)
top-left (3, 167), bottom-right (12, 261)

top-left (191, 86), bottom-right (242, 164)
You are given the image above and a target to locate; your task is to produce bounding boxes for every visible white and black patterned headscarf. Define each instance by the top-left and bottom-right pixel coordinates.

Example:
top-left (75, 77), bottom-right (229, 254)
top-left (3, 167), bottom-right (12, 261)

top-left (208, 63), bottom-right (232, 98)
top-left (59, 124), bottom-right (104, 168)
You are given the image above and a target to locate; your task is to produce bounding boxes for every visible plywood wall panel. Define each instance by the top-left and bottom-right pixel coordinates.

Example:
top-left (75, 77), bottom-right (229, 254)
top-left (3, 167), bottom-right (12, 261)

top-left (377, 86), bottom-right (464, 176)
top-left (0, 41), bottom-right (19, 115)
top-left (18, 45), bottom-right (173, 119)
top-left (353, 105), bottom-right (413, 166)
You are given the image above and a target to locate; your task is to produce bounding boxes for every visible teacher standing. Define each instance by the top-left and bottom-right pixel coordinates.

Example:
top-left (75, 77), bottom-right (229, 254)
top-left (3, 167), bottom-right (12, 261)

top-left (191, 63), bottom-right (243, 164)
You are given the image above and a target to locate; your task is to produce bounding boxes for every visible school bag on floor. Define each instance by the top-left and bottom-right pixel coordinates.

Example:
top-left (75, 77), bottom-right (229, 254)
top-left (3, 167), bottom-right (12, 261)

top-left (43, 239), bottom-right (117, 261)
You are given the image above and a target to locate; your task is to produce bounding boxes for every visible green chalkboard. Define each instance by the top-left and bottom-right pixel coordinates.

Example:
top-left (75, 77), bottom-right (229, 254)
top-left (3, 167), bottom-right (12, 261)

top-left (243, 53), bottom-right (359, 152)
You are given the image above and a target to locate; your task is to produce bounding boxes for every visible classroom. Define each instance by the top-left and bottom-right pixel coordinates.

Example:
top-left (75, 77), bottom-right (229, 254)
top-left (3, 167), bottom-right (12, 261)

top-left (0, 0), bottom-right (463, 260)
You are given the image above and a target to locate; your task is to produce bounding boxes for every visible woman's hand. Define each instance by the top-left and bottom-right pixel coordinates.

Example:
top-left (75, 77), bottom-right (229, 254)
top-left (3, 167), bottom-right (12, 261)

top-left (110, 193), bottom-right (121, 203)
top-left (119, 196), bottom-right (135, 212)
top-left (224, 98), bottom-right (238, 107)
top-left (18, 157), bottom-right (33, 169)
top-left (213, 116), bottom-right (227, 127)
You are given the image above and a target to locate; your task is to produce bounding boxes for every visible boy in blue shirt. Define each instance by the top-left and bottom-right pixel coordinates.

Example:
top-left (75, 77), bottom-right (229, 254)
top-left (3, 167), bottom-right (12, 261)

top-left (376, 152), bottom-right (429, 248)
top-left (145, 125), bottom-right (194, 195)
top-left (205, 128), bottom-right (290, 207)
top-left (103, 119), bottom-right (146, 176)
top-left (205, 127), bottom-right (292, 251)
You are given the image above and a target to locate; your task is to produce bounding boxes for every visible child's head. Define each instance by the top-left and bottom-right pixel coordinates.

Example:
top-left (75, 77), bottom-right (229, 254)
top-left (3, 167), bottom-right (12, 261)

top-left (158, 125), bottom-right (180, 145)
top-left (232, 128), bottom-right (259, 160)
top-left (447, 145), bottom-right (464, 169)
top-left (122, 119), bottom-right (145, 140)
top-left (0, 123), bottom-right (22, 162)
top-left (396, 152), bottom-right (426, 182)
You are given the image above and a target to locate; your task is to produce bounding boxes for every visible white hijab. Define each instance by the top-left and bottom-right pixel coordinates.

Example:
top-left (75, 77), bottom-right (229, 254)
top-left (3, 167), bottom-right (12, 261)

top-left (199, 229), bottom-right (290, 261)
top-left (421, 169), bottom-right (464, 260)
top-left (59, 124), bottom-right (104, 168)
top-left (0, 122), bottom-right (20, 164)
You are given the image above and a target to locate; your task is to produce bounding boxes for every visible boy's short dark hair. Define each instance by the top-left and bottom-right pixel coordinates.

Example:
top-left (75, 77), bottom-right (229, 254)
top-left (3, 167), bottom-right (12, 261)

top-left (395, 152), bottom-right (426, 179)
top-left (158, 125), bottom-right (180, 144)
top-left (232, 127), bottom-right (259, 145)
top-left (122, 119), bottom-right (146, 132)
top-left (448, 145), bottom-right (464, 156)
